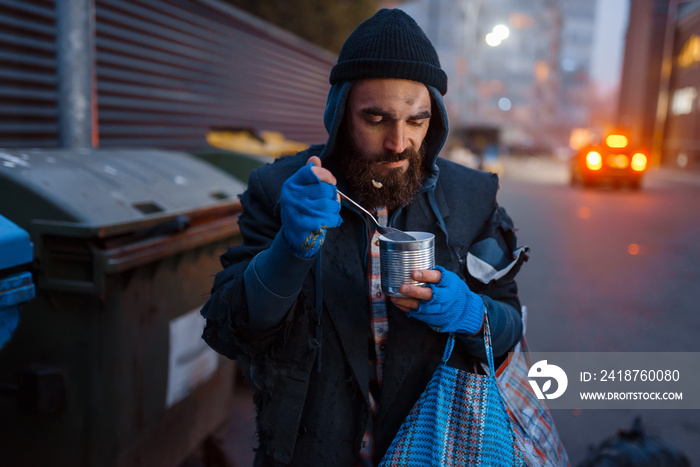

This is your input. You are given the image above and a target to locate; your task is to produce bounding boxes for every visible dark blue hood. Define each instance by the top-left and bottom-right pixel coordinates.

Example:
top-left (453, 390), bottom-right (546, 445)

top-left (318, 81), bottom-right (449, 191)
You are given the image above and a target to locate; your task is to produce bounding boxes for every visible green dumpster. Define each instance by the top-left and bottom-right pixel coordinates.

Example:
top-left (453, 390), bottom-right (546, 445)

top-left (0, 148), bottom-right (246, 467)
top-left (190, 147), bottom-right (274, 185)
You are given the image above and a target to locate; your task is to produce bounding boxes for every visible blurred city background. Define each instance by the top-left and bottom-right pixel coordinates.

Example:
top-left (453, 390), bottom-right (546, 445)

top-left (1, 0), bottom-right (699, 466)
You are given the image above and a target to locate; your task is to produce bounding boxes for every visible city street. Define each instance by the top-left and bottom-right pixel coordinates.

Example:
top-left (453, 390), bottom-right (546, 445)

top-left (497, 156), bottom-right (700, 464)
top-left (5, 1), bottom-right (699, 465)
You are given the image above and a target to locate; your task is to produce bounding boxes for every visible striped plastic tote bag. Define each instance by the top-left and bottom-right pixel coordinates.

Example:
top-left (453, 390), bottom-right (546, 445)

top-left (490, 307), bottom-right (570, 466)
top-left (379, 311), bottom-right (524, 466)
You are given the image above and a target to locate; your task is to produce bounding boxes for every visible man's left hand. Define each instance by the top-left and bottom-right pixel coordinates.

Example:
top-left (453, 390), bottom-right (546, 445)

top-left (390, 266), bottom-right (485, 335)
top-left (390, 269), bottom-right (441, 312)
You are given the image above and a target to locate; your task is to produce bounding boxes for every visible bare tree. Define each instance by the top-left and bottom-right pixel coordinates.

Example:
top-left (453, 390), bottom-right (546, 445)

top-left (224, 0), bottom-right (381, 53)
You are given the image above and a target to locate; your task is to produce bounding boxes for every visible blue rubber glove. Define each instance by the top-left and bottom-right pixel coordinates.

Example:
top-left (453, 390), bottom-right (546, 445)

top-left (407, 266), bottom-right (485, 335)
top-left (280, 162), bottom-right (342, 257)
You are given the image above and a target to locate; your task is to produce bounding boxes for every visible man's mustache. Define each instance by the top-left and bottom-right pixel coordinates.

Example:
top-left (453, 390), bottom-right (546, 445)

top-left (374, 148), bottom-right (418, 164)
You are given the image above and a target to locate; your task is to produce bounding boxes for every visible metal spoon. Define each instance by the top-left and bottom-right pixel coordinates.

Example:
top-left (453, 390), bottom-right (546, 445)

top-left (337, 189), bottom-right (416, 241)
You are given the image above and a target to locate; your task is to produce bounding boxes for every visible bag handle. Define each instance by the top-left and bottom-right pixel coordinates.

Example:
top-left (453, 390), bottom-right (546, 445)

top-left (442, 307), bottom-right (496, 376)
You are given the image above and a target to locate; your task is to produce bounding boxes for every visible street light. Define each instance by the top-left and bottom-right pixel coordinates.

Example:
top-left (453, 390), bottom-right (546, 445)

top-left (456, 0), bottom-right (511, 125)
top-left (493, 24), bottom-right (510, 39)
top-left (485, 24), bottom-right (510, 47)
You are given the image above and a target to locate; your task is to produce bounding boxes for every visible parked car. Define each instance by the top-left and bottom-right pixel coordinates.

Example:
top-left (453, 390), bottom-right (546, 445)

top-left (570, 134), bottom-right (648, 189)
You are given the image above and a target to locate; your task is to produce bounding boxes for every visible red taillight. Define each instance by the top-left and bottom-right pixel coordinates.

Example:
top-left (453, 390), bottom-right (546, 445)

top-left (586, 151), bottom-right (603, 170)
top-left (631, 153), bottom-right (647, 172)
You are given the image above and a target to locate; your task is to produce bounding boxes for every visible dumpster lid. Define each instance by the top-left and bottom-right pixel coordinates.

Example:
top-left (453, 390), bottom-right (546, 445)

top-left (0, 214), bottom-right (33, 270)
top-left (0, 148), bottom-right (245, 238)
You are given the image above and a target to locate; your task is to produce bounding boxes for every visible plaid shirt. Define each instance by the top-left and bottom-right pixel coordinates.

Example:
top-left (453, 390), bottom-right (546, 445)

top-left (358, 207), bottom-right (389, 466)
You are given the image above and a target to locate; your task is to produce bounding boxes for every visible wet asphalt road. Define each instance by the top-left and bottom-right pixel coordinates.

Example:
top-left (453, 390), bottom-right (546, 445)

top-left (496, 156), bottom-right (700, 465)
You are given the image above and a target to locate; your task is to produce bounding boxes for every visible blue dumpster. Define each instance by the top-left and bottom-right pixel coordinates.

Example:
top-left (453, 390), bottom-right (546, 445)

top-left (0, 214), bottom-right (35, 349)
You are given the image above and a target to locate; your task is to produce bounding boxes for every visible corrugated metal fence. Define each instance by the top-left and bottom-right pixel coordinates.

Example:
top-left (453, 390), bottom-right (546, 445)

top-left (0, 0), bottom-right (59, 148)
top-left (0, 0), bottom-right (336, 149)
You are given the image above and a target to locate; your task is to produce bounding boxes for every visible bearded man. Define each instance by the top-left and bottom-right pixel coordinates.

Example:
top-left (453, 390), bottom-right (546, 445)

top-left (201, 9), bottom-right (528, 466)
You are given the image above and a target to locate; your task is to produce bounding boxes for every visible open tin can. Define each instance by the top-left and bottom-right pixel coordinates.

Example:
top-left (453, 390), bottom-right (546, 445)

top-left (379, 231), bottom-right (435, 297)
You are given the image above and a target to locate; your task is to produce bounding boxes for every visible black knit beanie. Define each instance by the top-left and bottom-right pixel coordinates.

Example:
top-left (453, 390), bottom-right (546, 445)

top-left (330, 9), bottom-right (448, 95)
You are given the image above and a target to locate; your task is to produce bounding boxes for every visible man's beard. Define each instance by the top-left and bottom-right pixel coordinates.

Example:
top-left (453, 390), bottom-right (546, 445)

top-left (342, 138), bottom-right (425, 212)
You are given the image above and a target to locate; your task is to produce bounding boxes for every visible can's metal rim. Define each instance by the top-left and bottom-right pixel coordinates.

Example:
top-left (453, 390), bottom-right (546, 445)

top-left (379, 231), bottom-right (434, 251)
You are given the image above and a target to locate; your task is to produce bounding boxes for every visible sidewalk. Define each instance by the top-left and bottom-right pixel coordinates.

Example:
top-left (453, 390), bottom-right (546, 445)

top-left (217, 385), bottom-right (257, 467)
top-left (497, 155), bottom-right (569, 184)
top-left (497, 154), bottom-right (700, 188)
top-left (646, 164), bottom-right (700, 187)
top-left (180, 382), bottom-right (256, 467)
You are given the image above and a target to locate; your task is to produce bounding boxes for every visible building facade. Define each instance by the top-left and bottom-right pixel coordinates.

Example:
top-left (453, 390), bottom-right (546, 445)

top-left (663, 2), bottom-right (700, 168)
top-left (617, 0), bottom-right (700, 169)
top-left (398, 0), bottom-right (597, 155)
top-left (617, 0), bottom-right (669, 163)
top-left (557, 0), bottom-right (597, 133)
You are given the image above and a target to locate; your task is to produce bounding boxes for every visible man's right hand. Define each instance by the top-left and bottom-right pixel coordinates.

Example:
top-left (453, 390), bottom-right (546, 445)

top-left (280, 156), bottom-right (343, 257)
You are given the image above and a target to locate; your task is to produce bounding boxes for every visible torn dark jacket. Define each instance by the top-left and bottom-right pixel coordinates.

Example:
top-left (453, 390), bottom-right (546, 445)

top-left (200, 82), bottom-right (528, 466)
